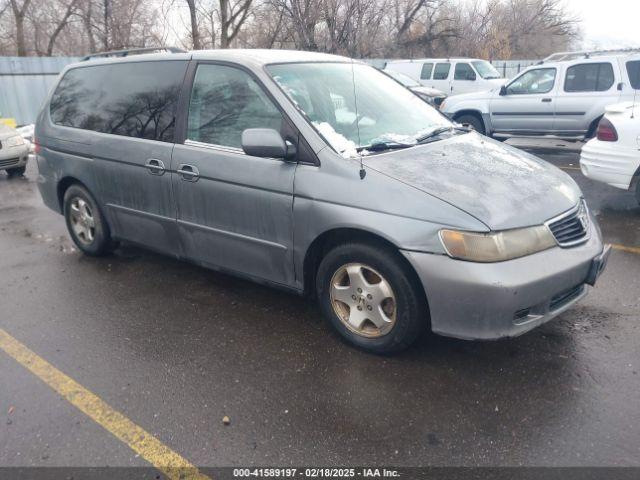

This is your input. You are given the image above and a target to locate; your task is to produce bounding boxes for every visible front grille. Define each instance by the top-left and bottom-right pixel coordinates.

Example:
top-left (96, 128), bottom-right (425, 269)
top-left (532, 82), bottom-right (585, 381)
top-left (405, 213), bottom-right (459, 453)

top-left (550, 284), bottom-right (585, 311)
top-left (0, 157), bottom-right (20, 168)
top-left (547, 201), bottom-right (589, 246)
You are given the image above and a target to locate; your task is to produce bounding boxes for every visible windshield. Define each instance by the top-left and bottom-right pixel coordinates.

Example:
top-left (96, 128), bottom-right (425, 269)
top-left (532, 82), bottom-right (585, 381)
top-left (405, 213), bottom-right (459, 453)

top-left (471, 61), bottom-right (502, 80)
top-left (267, 62), bottom-right (451, 157)
top-left (383, 69), bottom-right (420, 87)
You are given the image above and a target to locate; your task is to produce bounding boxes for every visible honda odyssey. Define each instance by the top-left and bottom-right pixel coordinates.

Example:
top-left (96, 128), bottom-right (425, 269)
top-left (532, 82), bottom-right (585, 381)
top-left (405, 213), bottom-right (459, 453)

top-left (35, 49), bottom-right (610, 353)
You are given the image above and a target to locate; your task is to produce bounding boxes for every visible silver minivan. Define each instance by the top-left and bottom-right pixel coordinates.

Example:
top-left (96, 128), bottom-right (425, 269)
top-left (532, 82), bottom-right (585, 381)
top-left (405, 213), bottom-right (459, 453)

top-left (35, 49), bottom-right (609, 353)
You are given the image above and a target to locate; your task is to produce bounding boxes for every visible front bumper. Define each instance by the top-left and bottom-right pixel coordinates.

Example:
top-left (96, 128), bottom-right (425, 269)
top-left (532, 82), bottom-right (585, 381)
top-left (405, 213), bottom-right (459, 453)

top-left (0, 143), bottom-right (29, 170)
top-left (402, 221), bottom-right (607, 340)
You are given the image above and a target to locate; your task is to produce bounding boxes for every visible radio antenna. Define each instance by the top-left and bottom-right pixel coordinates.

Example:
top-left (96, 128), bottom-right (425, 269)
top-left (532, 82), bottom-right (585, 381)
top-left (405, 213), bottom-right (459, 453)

top-left (350, 58), bottom-right (365, 179)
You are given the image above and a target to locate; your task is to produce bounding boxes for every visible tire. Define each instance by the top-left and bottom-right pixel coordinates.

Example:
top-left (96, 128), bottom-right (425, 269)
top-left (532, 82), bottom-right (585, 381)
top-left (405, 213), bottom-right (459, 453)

top-left (6, 166), bottom-right (26, 177)
top-left (316, 242), bottom-right (427, 354)
top-left (455, 113), bottom-right (485, 135)
top-left (635, 181), bottom-right (640, 206)
top-left (63, 184), bottom-right (112, 256)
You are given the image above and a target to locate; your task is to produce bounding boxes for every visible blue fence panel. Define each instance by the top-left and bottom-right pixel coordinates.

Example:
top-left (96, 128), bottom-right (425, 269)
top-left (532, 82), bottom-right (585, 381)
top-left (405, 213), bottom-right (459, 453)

top-left (0, 57), bottom-right (81, 125)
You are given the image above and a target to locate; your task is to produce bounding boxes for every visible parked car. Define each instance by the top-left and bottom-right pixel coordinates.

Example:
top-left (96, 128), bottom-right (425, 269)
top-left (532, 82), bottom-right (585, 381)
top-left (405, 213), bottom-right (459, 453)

top-left (0, 123), bottom-right (29, 177)
top-left (385, 58), bottom-right (505, 96)
top-left (441, 50), bottom-right (640, 140)
top-left (16, 124), bottom-right (35, 153)
top-left (35, 49), bottom-right (609, 353)
top-left (382, 68), bottom-right (447, 106)
top-left (580, 102), bottom-right (640, 204)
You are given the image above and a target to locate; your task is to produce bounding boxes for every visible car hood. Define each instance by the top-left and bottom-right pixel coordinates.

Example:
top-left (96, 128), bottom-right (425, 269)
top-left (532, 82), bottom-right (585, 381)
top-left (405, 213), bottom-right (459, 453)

top-left (487, 78), bottom-right (507, 87)
top-left (363, 133), bottom-right (581, 230)
top-left (411, 86), bottom-right (446, 97)
top-left (0, 123), bottom-right (18, 140)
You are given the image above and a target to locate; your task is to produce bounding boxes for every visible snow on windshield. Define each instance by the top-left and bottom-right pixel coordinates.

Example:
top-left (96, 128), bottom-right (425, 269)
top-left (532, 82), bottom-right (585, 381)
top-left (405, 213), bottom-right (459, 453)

top-left (313, 122), bottom-right (359, 158)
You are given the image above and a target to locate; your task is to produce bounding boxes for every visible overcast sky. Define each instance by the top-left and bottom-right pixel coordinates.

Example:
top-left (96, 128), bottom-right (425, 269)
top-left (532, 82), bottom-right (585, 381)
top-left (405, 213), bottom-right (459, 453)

top-left (568, 0), bottom-right (640, 49)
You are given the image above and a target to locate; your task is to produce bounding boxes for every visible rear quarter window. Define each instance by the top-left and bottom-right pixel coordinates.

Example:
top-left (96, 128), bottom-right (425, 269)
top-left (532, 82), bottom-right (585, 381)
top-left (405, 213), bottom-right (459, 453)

top-left (49, 61), bottom-right (187, 142)
top-left (626, 60), bottom-right (640, 89)
top-left (564, 62), bottom-right (614, 92)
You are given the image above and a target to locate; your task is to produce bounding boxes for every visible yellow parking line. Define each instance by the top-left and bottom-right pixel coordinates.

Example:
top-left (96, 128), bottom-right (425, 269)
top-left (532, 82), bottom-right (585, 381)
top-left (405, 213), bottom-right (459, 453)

top-left (0, 328), bottom-right (210, 480)
top-left (611, 243), bottom-right (640, 255)
top-left (559, 166), bottom-right (582, 170)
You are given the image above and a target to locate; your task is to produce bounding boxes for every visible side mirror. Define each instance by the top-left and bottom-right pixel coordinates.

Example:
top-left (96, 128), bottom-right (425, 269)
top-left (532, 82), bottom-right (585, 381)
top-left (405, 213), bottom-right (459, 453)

top-left (499, 85), bottom-right (507, 96)
top-left (241, 128), bottom-right (295, 159)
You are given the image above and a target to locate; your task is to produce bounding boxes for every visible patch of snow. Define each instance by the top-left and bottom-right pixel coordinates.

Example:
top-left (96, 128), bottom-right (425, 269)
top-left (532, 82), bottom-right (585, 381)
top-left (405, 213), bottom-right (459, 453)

top-left (313, 121), bottom-right (359, 158)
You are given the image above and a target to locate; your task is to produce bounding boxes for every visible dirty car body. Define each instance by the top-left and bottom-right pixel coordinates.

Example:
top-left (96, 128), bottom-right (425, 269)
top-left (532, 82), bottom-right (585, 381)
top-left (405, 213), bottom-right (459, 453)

top-left (35, 50), bottom-right (609, 352)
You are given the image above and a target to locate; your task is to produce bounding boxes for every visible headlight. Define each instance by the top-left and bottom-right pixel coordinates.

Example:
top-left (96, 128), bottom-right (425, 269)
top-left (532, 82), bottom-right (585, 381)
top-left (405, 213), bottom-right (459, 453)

top-left (439, 225), bottom-right (556, 262)
top-left (4, 135), bottom-right (25, 147)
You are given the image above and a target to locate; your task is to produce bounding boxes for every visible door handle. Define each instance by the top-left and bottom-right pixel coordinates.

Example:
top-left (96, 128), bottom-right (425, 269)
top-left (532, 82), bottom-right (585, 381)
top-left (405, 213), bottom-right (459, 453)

top-left (177, 164), bottom-right (200, 182)
top-left (145, 159), bottom-right (165, 175)
top-left (541, 98), bottom-right (552, 103)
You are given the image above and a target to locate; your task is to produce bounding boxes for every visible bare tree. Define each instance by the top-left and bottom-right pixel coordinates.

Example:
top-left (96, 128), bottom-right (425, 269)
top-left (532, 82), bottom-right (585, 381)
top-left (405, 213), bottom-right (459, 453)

top-left (185, 0), bottom-right (201, 48)
top-left (0, 0), bottom-right (581, 58)
top-left (9, 0), bottom-right (31, 55)
top-left (219, 0), bottom-right (252, 48)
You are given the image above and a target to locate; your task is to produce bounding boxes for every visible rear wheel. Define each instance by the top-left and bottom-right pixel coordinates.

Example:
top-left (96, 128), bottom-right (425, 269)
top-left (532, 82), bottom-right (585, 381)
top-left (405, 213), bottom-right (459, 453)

top-left (455, 113), bottom-right (485, 135)
top-left (63, 184), bottom-right (112, 256)
top-left (635, 181), bottom-right (640, 206)
top-left (316, 242), bottom-right (426, 354)
top-left (6, 166), bottom-right (26, 177)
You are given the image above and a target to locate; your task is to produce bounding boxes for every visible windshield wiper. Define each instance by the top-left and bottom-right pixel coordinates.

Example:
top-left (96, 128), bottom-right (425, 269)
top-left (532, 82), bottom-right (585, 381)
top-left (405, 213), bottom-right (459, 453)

top-left (415, 126), bottom-right (469, 144)
top-left (356, 140), bottom-right (413, 153)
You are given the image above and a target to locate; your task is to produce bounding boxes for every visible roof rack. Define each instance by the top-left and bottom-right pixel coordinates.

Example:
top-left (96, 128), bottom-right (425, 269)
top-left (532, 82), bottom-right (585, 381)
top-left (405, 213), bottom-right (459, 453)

top-left (82, 47), bottom-right (187, 61)
top-left (542, 47), bottom-right (640, 63)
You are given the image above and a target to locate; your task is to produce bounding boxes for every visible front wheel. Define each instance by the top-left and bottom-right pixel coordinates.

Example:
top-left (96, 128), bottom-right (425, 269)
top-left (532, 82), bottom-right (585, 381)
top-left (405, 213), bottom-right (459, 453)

top-left (455, 114), bottom-right (485, 135)
top-left (316, 242), bottom-right (427, 354)
top-left (63, 184), bottom-right (112, 256)
top-left (6, 166), bottom-right (26, 177)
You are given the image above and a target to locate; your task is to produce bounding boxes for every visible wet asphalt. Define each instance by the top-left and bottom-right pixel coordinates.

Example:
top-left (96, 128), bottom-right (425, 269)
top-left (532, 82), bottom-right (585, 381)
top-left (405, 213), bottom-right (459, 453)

top-left (0, 142), bottom-right (639, 468)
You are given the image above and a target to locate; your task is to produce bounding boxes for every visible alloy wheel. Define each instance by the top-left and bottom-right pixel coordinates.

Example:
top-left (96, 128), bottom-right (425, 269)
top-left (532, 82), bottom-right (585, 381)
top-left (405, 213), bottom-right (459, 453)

top-left (329, 263), bottom-right (397, 338)
top-left (69, 197), bottom-right (96, 245)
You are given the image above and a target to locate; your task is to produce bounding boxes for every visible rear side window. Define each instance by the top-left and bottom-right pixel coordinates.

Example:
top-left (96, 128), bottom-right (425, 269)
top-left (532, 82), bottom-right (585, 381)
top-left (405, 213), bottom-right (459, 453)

top-left (626, 61), bottom-right (640, 89)
top-left (564, 63), bottom-right (614, 92)
top-left (433, 63), bottom-right (451, 80)
top-left (187, 64), bottom-right (283, 149)
top-left (420, 63), bottom-right (433, 80)
top-left (50, 61), bottom-right (186, 142)
top-left (454, 63), bottom-right (476, 81)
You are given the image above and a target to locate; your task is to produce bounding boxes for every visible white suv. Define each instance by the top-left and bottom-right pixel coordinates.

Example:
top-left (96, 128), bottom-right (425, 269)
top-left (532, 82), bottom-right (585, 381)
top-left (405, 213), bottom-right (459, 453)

top-left (385, 58), bottom-right (505, 96)
top-left (441, 50), bottom-right (640, 140)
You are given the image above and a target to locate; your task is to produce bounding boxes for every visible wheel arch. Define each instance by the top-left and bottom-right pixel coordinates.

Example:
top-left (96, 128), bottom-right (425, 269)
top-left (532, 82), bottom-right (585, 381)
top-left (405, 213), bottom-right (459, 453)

top-left (57, 176), bottom-right (89, 212)
top-left (452, 109), bottom-right (489, 134)
top-left (302, 228), bottom-right (426, 304)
